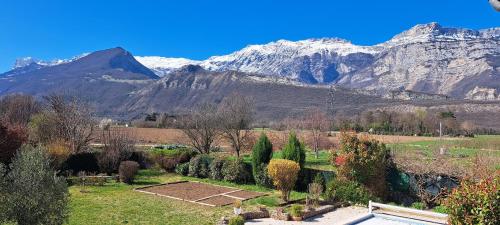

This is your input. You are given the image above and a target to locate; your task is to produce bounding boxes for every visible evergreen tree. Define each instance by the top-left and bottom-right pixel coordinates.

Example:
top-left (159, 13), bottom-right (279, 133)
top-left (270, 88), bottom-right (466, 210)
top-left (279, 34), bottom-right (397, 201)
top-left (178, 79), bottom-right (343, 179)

top-left (1, 145), bottom-right (69, 225)
top-left (281, 132), bottom-right (305, 169)
top-left (251, 133), bottom-right (273, 186)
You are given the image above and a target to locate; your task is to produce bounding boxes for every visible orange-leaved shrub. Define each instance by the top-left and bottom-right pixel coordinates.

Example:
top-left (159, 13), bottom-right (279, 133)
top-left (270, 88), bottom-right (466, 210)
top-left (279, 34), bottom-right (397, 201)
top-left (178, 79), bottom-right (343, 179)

top-left (444, 172), bottom-right (499, 225)
top-left (267, 159), bottom-right (300, 202)
top-left (46, 139), bottom-right (72, 170)
top-left (333, 132), bottom-right (391, 198)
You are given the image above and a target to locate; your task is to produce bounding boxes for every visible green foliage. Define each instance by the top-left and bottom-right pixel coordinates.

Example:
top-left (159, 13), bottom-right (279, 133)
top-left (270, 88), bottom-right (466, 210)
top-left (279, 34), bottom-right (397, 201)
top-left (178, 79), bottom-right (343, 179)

top-left (289, 204), bottom-right (304, 217)
top-left (410, 202), bottom-right (425, 210)
top-left (228, 216), bottom-right (245, 225)
top-left (335, 132), bottom-right (391, 197)
top-left (325, 178), bottom-right (377, 205)
top-left (313, 172), bottom-right (326, 188)
top-left (188, 154), bottom-right (213, 178)
top-left (174, 162), bottom-right (189, 176)
top-left (253, 164), bottom-right (273, 187)
top-left (119, 161), bottom-right (139, 184)
top-left (252, 133), bottom-right (273, 186)
top-left (432, 205), bottom-right (449, 214)
top-left (209, 157), bottom-right (226, 180)
top-left (281, 132), bottom-right (305, 169)
top-left (1, 145), bottom-right (69, 225)
top-left (445, 175), bottom-right (499, 225)
top-left (222, 158), bottom-right (251, 184)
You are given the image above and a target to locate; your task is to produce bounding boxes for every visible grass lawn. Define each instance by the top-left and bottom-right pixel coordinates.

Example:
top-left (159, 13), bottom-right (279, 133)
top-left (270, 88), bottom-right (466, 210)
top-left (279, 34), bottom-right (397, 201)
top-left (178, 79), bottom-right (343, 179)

top-left (67, 170), bottom-right (306, 225)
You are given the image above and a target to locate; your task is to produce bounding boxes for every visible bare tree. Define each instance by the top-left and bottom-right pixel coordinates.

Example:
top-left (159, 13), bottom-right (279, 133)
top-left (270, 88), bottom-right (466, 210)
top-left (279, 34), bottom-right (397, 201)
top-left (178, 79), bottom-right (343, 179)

top-left (0, 94), bottom-right (41, 126)
top-left (179, 103), bottom-right (220, 154)
top-left (98, 128), bottom-right (136, 174)
top-left (303, 108), bottom-right (329, 158)
top-left (31, 95), bottom-right (95, 153)
top-left (219, 94), bottom-right (255, 157)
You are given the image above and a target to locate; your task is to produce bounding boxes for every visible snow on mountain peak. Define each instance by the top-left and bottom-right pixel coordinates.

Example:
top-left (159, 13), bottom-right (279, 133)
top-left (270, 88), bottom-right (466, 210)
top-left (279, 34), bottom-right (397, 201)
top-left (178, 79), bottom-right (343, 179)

top-left (13, 53), bottom-right (89, 69)
top-left (134, 56), bottom-right (201, 76)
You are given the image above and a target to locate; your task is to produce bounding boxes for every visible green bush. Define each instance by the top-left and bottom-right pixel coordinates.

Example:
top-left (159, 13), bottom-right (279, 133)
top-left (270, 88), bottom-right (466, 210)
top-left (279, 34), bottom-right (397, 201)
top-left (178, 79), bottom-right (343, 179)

top-left (281, 132), bottom-right (305, 169)
top-left (253, 163), bottom-right (273, 187)
top-left (228, 216), bottom-right (245, 225)
top-left (174, 162), bottom-right (189, 176)
top-left (119, 161), bottom-right (139, 184)
top-left (252, 133), bottom-right (273, 185)
top-left (222, 158), bottom-right (251, 184)
top-left (209, 157), bottom-right (226, 180)
top-left (325, 178), bottom-right (377, 205)
top-left (1, 145), bottom-right (69, 225)
top-left (445, 175), bottom-right (499, 225)
top-left (289, 204), bottom-right (304, 217)
top-left (314, 172), bottom-right (326, 188)
top-left (188, 154), bottom-right (213, 178)
top-left (410, 202), bottom-right (425, 210)
top-left (335, 132), bottom-right (391, 197)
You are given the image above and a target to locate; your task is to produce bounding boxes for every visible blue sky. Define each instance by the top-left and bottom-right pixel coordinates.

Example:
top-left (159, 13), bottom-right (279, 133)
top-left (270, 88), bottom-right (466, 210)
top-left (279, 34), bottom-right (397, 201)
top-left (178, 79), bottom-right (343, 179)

top-left (0, 0), bottom-right (498, 72)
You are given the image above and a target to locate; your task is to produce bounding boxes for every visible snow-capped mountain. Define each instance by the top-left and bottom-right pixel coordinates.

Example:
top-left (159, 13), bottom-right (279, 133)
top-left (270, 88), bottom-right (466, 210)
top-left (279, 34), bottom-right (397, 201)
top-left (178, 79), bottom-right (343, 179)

top-left (135, 23), bottom-right (499, 98)
top-left (134, 56), bottom-right (201, 77)
top-left (13, 53), bottom-right (89, 69)
top-left (6, 23), bottom-right (499, 99)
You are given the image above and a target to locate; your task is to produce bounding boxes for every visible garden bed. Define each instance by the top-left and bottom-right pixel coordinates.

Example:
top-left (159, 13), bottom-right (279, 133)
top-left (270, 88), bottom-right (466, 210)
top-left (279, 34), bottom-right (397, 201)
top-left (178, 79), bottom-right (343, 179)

top-left (135, 181), bottom-right (266, 206)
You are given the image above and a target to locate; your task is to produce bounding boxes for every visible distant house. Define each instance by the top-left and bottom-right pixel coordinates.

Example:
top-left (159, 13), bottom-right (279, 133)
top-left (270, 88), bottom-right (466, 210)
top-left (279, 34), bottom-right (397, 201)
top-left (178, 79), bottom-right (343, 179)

top-left (386, 90), bottom-right (449, 101)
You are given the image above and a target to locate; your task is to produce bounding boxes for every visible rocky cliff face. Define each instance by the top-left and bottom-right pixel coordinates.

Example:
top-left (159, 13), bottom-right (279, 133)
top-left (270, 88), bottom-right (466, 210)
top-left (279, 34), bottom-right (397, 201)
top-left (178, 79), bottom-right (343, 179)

top-left (134, 23), bottom-right (499, 99)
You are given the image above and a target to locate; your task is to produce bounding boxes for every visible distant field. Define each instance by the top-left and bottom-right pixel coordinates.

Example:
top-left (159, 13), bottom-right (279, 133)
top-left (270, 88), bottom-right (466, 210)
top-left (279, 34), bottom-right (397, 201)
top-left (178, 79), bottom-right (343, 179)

top-left (94, 127), bottom-right (460, 149)
top-left (389, 135), bottom-right (500, 173)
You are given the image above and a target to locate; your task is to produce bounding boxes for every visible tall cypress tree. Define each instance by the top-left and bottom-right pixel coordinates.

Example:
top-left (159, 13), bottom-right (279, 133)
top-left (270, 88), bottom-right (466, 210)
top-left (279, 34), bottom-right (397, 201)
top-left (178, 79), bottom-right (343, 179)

top-left (281, 132), bottom-right (305, 169)
top-left (251, 133), bottom-right (273, 186)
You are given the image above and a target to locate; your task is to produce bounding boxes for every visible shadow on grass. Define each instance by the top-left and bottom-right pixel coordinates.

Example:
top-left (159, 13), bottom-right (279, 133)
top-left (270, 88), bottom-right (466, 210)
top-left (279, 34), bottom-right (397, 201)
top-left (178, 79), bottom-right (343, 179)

top-left (133, 180), bottom-right (162, 186)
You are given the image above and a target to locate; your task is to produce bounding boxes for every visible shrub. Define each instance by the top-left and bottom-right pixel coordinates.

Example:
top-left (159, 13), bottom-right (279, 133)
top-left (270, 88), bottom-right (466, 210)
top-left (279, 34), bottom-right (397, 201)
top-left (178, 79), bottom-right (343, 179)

top-left (253, 163), bottom-right (273, 188)
top-left (151, 148), bottom-right (196, 172)
top-left (222, 158), bottom-right (251, 184)
top-left (267, 159), bottom-right (300, 202)
top-left (98, 130), bottom-right (135, 175)
top-left (158, 157), bottom-right (179, 171)
top-left (228, 216), bottom-right (245, 225)
top-left (325, 178), bottom-right (377, 205)
top-left (308, 182), bottom-right (323, 205)
top-left (445, 174), bottom-right (499, 225)
top-left (175, 162), bottom-right (189, 176)
top-left (411, 202), bottom-right (425, 210)
top-left (61, 152), bottom-right (100, 175)
top-left (313, 172), bottom-right (326, 189)
top-left (188, 154), bottom-right (213, 178)
top-left (0, 122), bottom-right (28, 164)
top-left (209, 157), bottom-right (226, 180)
top-left (281, 132), bottom-right (305, 169)
top-left (1, 145), bottom-right (69, 225)
top-left (289, 204), bottom-right (304, 217)
top-left (119, 161), bottom-right (139, 184)
top-left (334, 132), bottom-right (391, 197)
top-left (252, 133), bottom-right (273, 185)
top-left (46, 139), bottom-right (72, 170)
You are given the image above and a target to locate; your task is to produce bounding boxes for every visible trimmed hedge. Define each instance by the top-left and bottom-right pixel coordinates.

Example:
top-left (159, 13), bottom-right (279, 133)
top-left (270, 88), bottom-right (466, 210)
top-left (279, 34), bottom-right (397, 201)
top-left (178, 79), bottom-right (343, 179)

top-left (222, 158), bottom-right (252, 184)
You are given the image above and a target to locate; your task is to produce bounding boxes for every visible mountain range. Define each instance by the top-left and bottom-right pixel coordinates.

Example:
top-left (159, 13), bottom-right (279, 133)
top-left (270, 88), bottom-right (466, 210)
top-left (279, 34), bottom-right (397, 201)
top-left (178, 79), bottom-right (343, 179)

top-left (1, 23), bottom-right (499, 126)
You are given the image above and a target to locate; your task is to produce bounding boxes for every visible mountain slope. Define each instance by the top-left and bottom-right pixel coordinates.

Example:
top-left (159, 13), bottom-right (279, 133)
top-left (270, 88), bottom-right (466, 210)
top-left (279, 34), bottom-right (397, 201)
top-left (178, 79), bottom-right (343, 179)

top-left (0, 47), bottom-right (158, 112)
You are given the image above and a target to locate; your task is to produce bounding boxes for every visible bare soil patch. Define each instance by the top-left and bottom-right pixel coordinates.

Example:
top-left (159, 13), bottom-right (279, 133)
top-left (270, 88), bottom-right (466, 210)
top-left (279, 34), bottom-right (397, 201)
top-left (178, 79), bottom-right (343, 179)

top-left (136, 181), bottom-right (265, 207)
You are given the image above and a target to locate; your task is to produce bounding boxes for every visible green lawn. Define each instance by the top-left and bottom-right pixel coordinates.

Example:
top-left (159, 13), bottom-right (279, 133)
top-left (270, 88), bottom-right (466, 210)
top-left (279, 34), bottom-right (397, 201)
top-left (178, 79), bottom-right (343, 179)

top-left (67, 170), bottom-right (306, 225)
